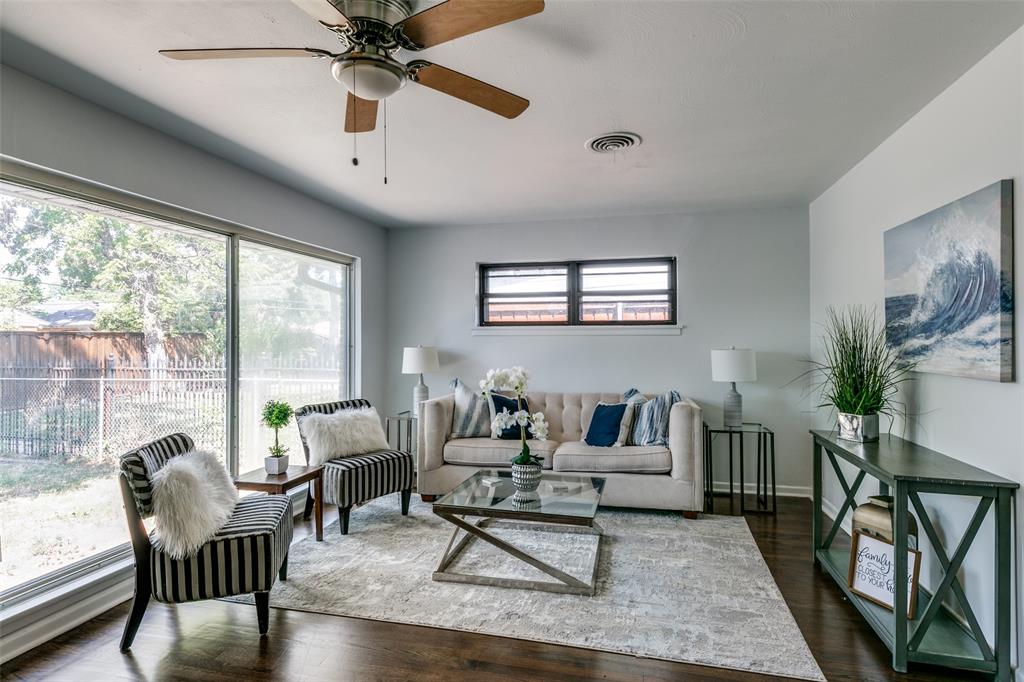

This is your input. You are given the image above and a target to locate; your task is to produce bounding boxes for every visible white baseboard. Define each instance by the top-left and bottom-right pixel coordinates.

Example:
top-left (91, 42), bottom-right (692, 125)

top-left (710, 480), bottom-right (811, 499)
top-left (0, 571), bottom-right (133, 664)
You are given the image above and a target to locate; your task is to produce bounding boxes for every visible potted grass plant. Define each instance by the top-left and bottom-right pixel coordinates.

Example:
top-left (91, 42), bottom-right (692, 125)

top-left (812, 306), bottom-right (915, 442)
top-left (480, 367), bottom-right (549, 494)
top-left (261, 399), bottom-right (294, 474)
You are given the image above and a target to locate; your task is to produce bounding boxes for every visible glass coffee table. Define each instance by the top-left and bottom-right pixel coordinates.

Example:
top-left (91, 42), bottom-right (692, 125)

top-left (432, 469), bottom-right (606, 596)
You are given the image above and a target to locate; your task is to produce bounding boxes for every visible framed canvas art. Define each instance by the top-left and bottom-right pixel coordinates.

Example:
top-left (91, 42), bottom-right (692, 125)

top-left (884, 180), bottom-right (1014, 382)
top-left (847, 531), bottom-right (921, 619)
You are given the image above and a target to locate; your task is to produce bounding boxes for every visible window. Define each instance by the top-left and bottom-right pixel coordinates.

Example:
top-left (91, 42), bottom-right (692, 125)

top-left (238, 242), bottom-right (349, 474)
top-left (0, 185), bottom-right (227, 594)
top-left (478, 258), bottom-right (676, 326)
top-left (0, 166), bottom-right (353, 605)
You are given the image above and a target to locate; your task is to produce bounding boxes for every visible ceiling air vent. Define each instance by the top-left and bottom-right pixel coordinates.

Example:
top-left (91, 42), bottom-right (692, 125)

top-left (586, 132), bottom-right (642, 154)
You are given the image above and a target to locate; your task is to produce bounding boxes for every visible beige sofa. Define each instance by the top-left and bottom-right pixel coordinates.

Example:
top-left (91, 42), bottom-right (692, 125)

top-left (417, 391), bottom-right (704, 513)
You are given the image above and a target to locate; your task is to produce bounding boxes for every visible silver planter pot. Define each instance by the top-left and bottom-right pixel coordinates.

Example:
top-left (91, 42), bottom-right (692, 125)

top-left (837, 413), bottom-right (879, 442)
top-left (511, 463), bottom-right (543, 493)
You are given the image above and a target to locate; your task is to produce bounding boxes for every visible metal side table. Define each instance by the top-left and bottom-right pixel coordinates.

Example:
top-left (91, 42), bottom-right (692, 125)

top-left (702, 422), bottom-right (776, 514)
top-left (386, 411), bottom-right (417, 452)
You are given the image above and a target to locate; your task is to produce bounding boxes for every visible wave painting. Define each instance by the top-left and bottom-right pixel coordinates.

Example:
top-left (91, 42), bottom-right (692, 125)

top-left (884, 180), bottom-right (1014, 382)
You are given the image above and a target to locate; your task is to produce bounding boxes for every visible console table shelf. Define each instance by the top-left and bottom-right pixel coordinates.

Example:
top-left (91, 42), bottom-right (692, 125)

top-left (810, 429), bottom-right (1017, 680)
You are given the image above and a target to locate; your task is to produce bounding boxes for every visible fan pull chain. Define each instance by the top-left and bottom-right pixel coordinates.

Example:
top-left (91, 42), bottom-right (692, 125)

top-left (351, 66), bottom-right (359, 166)
top-left (383, 99), bottom-right (388, 185)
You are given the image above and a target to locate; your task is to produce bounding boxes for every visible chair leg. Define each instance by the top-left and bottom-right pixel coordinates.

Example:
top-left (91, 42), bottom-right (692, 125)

top-left (339, 506), bottom-right (351, 535)
top-left (119, 583), bottom-right (151, 652)
top-left (401, 488), bottom-right (412, 516)
top-left (303, 486), bottom-right (314, 521)
top-left (255, 591), bottom-right (270, 636)
top-left (279, 552), bottom-right (289, 582)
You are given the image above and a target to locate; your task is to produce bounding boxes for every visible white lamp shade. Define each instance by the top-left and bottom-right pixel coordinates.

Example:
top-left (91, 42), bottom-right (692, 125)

top-left (711, 348), bottom-right (757, 383)
top-left (402, 346), bottom-right (439, 374)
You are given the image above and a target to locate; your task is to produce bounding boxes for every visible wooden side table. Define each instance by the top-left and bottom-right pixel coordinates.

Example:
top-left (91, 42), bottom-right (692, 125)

top-left (235, 465), bottom-right (324, 541)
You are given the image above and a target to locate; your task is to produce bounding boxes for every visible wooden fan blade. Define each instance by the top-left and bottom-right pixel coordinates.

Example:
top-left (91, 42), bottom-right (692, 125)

top-left (160, 48), bottom-right (333, 60)
top-left (345, 92), bottom-right (379, 133)
top-left (398, 0), bottom-right (544, 49)
top-left (291, 0), bottom-right (351, 29)
top-left (410, 62), bottom-right (528, 119)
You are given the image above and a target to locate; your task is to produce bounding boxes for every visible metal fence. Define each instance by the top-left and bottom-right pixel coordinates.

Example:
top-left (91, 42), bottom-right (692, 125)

top-left (0, 358), bottom-right (344, 464)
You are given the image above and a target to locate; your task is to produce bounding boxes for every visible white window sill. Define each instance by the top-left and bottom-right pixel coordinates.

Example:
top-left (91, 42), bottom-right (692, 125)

top-left (471, 325), bottom-right (685, 337)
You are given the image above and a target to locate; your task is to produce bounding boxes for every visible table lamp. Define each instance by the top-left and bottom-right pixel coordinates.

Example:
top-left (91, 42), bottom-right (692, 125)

top-left (402, 346), bottom-right (439, 416)
top-left (711, 347), bottom-right (757, 427)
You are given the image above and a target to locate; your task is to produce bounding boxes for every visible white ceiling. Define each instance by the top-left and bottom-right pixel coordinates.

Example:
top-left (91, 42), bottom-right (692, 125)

top-left (2, 1), bottom-right (1023, 228)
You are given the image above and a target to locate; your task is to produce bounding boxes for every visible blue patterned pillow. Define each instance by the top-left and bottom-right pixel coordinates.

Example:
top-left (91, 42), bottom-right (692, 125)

top-left (449, 379), bottom-right (490, 439)
top-left (623, 389), bottom-right (681, 446)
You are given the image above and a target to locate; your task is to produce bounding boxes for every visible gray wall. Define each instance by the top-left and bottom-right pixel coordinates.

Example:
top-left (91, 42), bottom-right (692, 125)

top-left (0, 65), bottom-right (389, 407)
top-left (385, 206), bottom-right (813, 495)
top-left (809, 26), bottom-right (1023, 674)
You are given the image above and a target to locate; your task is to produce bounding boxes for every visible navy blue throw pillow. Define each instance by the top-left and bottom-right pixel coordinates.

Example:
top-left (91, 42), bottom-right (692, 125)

top-left (490, 393), bottom-right (530, 440)
top-left (585, 402), bottom-right (629, 447)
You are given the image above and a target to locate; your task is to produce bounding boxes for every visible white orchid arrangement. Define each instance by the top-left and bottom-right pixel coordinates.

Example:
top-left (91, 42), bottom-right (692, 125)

top-left (479, 366), bottom-right (549, 465)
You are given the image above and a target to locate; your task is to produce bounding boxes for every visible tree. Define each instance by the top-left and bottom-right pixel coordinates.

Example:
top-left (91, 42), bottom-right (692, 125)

top-left (0, 193), bottom-right (226, 363)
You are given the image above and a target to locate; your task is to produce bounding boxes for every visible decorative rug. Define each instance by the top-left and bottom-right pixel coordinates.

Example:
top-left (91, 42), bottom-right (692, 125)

top-left (227, 497), bottom-right (824, 681)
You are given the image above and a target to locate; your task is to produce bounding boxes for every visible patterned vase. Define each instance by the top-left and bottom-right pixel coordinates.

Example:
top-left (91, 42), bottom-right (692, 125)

top-left (511, 463), bottom-right (542, 494)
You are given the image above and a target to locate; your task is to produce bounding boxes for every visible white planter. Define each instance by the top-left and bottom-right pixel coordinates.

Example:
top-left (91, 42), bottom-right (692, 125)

top-left (264, 454), bottom-right (290, 475)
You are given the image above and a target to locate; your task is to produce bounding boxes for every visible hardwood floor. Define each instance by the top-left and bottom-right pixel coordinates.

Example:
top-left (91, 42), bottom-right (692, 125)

top-left (2, 497), bottom-right (994, 682)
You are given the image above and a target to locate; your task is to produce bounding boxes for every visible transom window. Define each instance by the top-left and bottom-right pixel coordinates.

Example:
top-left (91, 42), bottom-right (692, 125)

top-left (478, 258), bottom-right (676, 326)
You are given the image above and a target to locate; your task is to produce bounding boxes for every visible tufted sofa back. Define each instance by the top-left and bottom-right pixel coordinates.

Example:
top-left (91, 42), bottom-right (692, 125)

top-left (523, 392), bottom-right (627, 442)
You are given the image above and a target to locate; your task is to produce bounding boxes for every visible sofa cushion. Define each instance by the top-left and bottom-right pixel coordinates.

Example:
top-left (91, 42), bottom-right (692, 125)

top-left (443, 437), bottom-right (557, 469)
top-left (553, 441), bottom-right (672, 474)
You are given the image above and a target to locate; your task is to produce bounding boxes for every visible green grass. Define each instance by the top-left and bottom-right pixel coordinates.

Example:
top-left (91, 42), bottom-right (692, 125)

top-left (0, 458), bottom-right (112, 500)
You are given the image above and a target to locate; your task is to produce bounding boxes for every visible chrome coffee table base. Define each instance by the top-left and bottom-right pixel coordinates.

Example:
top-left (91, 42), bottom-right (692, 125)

top-left (432, 514), bottom-right (603, 596)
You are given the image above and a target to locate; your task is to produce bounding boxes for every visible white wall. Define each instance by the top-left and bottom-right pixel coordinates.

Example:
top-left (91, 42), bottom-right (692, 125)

top-left (809, 26), bottom-right (1024, 675)
top-left (385, 206), bottom-right (812, 495)
top-left (0, 65), bottom-right (389, 407)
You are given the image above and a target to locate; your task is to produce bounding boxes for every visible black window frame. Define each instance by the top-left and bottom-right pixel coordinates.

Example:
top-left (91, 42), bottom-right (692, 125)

top-left (477, 256), bottom-right (677, 327)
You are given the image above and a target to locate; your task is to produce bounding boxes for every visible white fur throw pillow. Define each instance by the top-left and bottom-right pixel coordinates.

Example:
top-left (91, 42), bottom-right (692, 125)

top-left (299, 406), bottom-right (390, 466)
top-left (151, 449), bottom-right (238, 560)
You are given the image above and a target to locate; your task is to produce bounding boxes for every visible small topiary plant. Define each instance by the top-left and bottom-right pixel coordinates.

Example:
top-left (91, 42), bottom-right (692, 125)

top-left (261, 400), bottom-right (294, 457)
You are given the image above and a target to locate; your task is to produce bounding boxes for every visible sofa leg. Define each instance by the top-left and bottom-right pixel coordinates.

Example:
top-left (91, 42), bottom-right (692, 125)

top-left (420, 494), bottom-right (437, 503)
top-left (339, 506), bottom-right (351, 535)
top-left (119, 584), bottom-right (151, 652)
top-left (279, 553), bottom-right (288, 582)
top-left (401, 489), bottom-right (412, 515)
top-left (682, 511), bottom-right (699, 520)
top-left (255, 591), bottom-right (270, 635)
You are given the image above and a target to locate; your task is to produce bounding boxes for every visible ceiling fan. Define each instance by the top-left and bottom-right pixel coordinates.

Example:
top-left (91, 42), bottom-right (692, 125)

top-left (159, 0), bottom-right (544, 133)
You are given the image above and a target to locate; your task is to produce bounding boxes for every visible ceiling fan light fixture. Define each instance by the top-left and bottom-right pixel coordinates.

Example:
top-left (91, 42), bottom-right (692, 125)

top-left (331, 53), bottom-right (407, 101)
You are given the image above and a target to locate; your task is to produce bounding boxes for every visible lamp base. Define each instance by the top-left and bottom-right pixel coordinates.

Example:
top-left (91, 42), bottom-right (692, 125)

top-left (413, 376), bottom-right (429, 419)
top-left (723, 383), bottom-right (742, 427)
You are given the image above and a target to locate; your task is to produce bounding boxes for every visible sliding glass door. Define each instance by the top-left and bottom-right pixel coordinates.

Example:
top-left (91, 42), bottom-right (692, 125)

top-left (237, 242), bottom-right (349, 475)
top-left (0, 186), bottom-right (227, 593)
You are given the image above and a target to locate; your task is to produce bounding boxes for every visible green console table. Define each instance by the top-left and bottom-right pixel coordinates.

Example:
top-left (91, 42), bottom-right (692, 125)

top-left (810, 429), bottom-right (1017, 680)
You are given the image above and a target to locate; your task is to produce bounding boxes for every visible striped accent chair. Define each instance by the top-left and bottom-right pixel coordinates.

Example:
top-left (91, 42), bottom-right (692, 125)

top-left (117, 433), bottom-right (293, 651)
top-left (295, 399), bottom-right (414, 535)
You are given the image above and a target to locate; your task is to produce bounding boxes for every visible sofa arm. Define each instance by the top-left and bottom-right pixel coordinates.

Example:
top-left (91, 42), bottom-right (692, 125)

top-left (668, 398), bottom-right (703, 490)
top-left (418, 394), bottom-right (455, 472)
